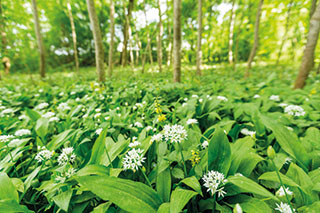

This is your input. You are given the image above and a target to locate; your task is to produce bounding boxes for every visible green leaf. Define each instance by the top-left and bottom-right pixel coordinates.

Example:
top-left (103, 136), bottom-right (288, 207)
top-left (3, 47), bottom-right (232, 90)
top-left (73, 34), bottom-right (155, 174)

top-left (240, 198), bottom-right (272, 213)
top-left (24, 166), bottom-right (41, 193)
top-left (92, 202), bottom-right (112, 213)
top-left (0, 199), bottom-right (32, 213)
top-left (76, 165), bottom-right (109, 177)
top-left (25, 108), bottom-right (40, 121)
top-left (156, 168), bottom-right (171, 203)
top-left (0, 172), bottom-right (19, 202)
top-left (53, 189), bottom-right (73, 212)
top-left (157, 203), bottom-right (170, 213)
top-left (76, 175), bottom-right (162, 213)
top-left (180, 176), bottom-right (203, 196)
top-left (228, 176), bottom-right (279, 201)
top-left (170, 188), bottom-right (198, 213)
top-left (208, 127), bottom-right (231, 175)
top-left (258, 172), bottom-right (300, 188)
top-left (47, 129), bottom-right (74, 150)
top-left (89, 128), bottom-right (108, 165)
top-left (35, 117), bottom-right (49, 140)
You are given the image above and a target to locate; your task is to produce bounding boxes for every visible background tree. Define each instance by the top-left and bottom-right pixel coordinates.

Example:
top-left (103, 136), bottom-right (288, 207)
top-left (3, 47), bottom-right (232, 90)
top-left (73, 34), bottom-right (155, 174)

top-left (121, 0), bottom-right (134, 67)
top-left (228, 0), bottom-right (236, 65)
top-left (294, 2), bottom-right (320, 89)
top-left (157, 0), bottom-right (163, 73)
top-left (31, 0), bottom-right (46, 78)
top-left (66, 0), bottom-right (79, 72)
top-left (108, 0), bottom-right (115, 77)
top-left (196, 0), bottom-right (202, 76)
top-left (173, 0), bottom-right (181, 82)
top-left (86, 0), bottom-right (105, 82)
top-left (245, 0), bottom-right (264, 77)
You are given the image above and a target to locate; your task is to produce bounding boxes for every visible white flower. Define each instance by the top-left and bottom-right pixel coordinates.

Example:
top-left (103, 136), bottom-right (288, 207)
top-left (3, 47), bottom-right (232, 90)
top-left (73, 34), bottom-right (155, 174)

top-left (49, 117), bottom-right (60, 122)
top-left (57, 103), bottom-right (71, 111)
top-left (35, 147), bottom-right (53, 163)
top-left (95, 108), bottom-right (101, 112)
top-left (57, 147), bottom-right (76, 165)
top-left (202, 170), bottom-right (228, 197)
top-left (163, 124), bottom-right (188, 143)
top-left (253, 94), bottom-right (260, 99)
top-left (0, 135), bottom-right (15, 143)
top-left (284, 157), bottom-right (293, 165)
top-left (199, 98), bottom-right (203, 103)
top-left (59, 92), bottom-right (64, 97)
top-left (96, 128), bottom-right (103, 135)
top-left (182, 103), bottom-right (187, 107)
top-left (1, 108), bottom-right (14, 114)
top-left (134, 122), bottom-right (143, 128)
top-left (43, 112), bottom-right (55, 118)
top-left (217, 96), bottom-right (228, 102)
top-left (123, 148), bottom-right (146, 172)
top-left (94, 113), bottom-right (101, 118)
top-left (240, 128), bottom-right (256, 137)
top-left (15, 129), bottom-right (31, 137)
top-left (192, 95), bottom-right (199, 98)
top-left (275, 202), bottom-right (295, 213)
top-left (65, 168), bottom-right (77, 178)
top-left (129, 141), bottom-right (141, 148)
top-left (184, 97), bottom-right (188, 101)
top-left (105, 116), bottom-right (110, 120)
top-left (276, 186), bottom-right (293, 198)
top-left (202, 140), bottom-right (209, 149)
top-left (279, 103), bottom-right (288, 108)
top-left (75, 97), bottom-right (81, 102)
top-left (35, 102), bottom-right (49, 110)
top-left (187, 119), bottom-right (198, 125)
top-left (146, 126), bottom-right (153, 131)
top-left (284, 105), bottom-right (305, 117)
top-left (270, 95), bottom-right (280, 101)
top-left (55, 176), bottom-right (66, 183)
top-left (18, 115), bottom-right (28, 120)
top-left (234, 203), bottom-right (242, 213)
top-left (151, 133), bottom-right (163, 143)
top-left (70, 91), bottom-right (76, 95)
top-left (286, 126), bottom-right (293, 131)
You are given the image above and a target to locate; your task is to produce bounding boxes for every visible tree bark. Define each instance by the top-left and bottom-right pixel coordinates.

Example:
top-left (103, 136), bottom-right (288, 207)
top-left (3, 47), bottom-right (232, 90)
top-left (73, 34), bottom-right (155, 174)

top-left (173, 0), bottom-right (181, 82)
top-left (128, 24), bottom-right (134, 68)
top-left (167, 0), bottom-right (172, 66)
top-left (245, 0), bottom-right (263, 77)
top-left (31, 0), bottom-right (46, 78)
top-left (67, 0), bottom-right (79, 72)
top-left (86, 0), bottom-right (105, 82)
top-left (276, 0), bottom-right (293, 65)
top-left (143, 0), bottom-right (153, 65)
top-left (108, 0), bottom-right (115, 77)
top-left (228, 0), bottom-right (236, 65)
top-left (122, 0), bottom-right (134, 67)
top-left (157, 0), bottom-right (163, 72)
top-left (310, 0), bottom-right (318, 19)
top-left (294, 3), bottom-right (320, 89)
top-left (196, 0), bottom-right (202, 76)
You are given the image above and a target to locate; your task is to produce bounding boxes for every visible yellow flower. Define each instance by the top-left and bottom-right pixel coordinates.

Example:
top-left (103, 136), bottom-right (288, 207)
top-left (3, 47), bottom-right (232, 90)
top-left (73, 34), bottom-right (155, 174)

top-left (310, 88), bottom-right (316, 96)
top-left (0, 130), bottom-right (2, 135)
top-left (158, 114), bottom-right (166, 122)
top-left (191, 150), bottom-right (201, 166)
top-left (155, 107), bottom-right (162, 114)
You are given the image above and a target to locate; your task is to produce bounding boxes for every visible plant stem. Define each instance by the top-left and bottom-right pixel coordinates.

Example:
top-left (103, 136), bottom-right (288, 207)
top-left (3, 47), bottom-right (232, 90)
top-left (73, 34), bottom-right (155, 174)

top-left (140, 167), bottom-right (152, 187)
top-left (271, 159), bottom-right (295, 213)
top-left (178, 143), bottom-right (187, 177)
top-left (212, 193), bottom-right (216, 213)
top-left (5, 144), bottom-right (19, 177)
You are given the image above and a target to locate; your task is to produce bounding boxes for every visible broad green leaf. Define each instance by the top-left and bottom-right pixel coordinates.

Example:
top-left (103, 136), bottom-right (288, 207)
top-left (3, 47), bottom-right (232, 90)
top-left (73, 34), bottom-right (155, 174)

top-left (76, 165), bottom-right (109, 177)
top-left (157, 168), bottom-right (171, 203)
top-left (47, 129), bottom-right (74, 150)
top-left (25, 108), bottom-right (40, 121)
top-left (92, 202), bottom-right (112, 213)
top-left (53, 189), bottom-right (73, 212)
top-left (157, 203), bottom-right (170, 213)
top-left (0, 199), bottom-right (32, 213)
top-left (180, 176), bottom-right (203, 196)
top-left (258, 172), bottom-right (300, 188)
top-left (170, 188), bottom-right (198, 213)
top-left (89, 128), bottom-right (108, 165)
top-left (240, 198), bottom-right (272, 213)
top-left (0, 172), bottom-right (19, 202)
top-left (76, 175), bottom-right (162, 213)
top-left (35, 117), bottom-right (49, 140)
top-left (228, 176), bottom-right (279, 201)
top-left (208, 127), bottom-right (231, 175)
top-left (24, 166), bottom-right (41, 193)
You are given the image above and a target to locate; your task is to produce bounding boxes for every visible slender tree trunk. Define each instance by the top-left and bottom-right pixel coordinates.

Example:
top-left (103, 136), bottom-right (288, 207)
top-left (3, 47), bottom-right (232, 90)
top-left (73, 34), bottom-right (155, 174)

top-left (157, 0), bottom-right (163, 72)
top-left (143, 0), bottom-right (153, 65)
top-left (173, 0), bottom-right (181, 82)
top-left (317, 63), bottom-right (320, 74)
top-left (228, 0), bottom-right (236, 65)
top-left (245, 0), bottom-right (263, 77)
top-left (167, 0), bottom-right (172, 66)
top-left (0, 0), bottom-right (4, 79)
top-left (276, 0), bottom-right (293, 65)
top-left (86, 0), bottom-right (105, 82)
top-left (122, 0), bottom-right (134, 67)
top-left (294, 3), bottom-right (320, 89)
top-left (310, 0), bottom-right (318, 20)
top-left (31, 0), bottom-right (46, 78)
top-left (196, 0), bottom-right (202, 76)
top-left (108, 0), bottom-right (115, 77)
top-left (67, 0), bottom-right (79, 72)
top-left (128, 24), bottom-right (134, 68)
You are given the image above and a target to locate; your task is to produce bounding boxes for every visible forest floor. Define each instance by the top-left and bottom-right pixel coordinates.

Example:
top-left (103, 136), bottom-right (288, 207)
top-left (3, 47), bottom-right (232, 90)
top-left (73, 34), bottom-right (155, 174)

top-left (0, 65), bottom-right (319, 212)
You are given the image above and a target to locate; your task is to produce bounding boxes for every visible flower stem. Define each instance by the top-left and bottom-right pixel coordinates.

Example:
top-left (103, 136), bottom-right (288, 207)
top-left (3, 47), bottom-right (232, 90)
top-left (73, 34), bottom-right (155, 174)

top-left (140, 167), bottom-right (152, 187)
top-left (271, 159), bottom-right (295, 213)
top-left (5, 144), bottom-right (19, 177)
top-left (212, 193), bottom-right (217, 212)
top-left (178, 143), bottom-right (187, 177)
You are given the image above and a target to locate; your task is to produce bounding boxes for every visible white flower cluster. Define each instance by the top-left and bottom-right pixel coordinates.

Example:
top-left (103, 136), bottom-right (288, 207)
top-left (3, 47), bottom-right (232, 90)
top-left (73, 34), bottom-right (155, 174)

top-left (42, 111), bottom-right (59, 122)
top-left (163, 124), bottom-right (188, 143)
top-left (35, 147), bottom-right (54, 163)
top-left (253, 94), bottom-right (260, 99)
top-left (276, 186), bottom-right (293, 198)
top-left (201, 140), bottom-right (209, 149)
top-left (284, 105), bottom-right (305, 117)
top-left (15, 129), bottom-right (31, 137)
top-left (129, 140), bottom-right (141, 148)
top-left (151, 133), bottom-right (163, 143)
top-left (57, 147), bottom-right (76, 165)
top-left (123, 148), bottom-right (146, 172)
top-left (95, 128), bottom-right (103, 135)
top-left (275, 202), bottom-right (295, 213)
top-left (202, 170), bottom-right (228, 197)
top-left (186, 118), bottom-right (198, 125)
top-left (35, 102), bottom-right (49, 110)
top-left (270, 95), bottom-right (280, 101)
top-left (0, 135), bottom-right (15, 143)
top-left (0, 108), bottom-right (14, 117)
top-left (134, 121), bottom-right (143, 128)
top-left (55, 168), bottom-right (77, 183)
top-left (240, 128), bottom-right (256, 137)
top-left (57, 102), bottom-right (71, 111)
top-left (217, 96), bottom-right (228, 102)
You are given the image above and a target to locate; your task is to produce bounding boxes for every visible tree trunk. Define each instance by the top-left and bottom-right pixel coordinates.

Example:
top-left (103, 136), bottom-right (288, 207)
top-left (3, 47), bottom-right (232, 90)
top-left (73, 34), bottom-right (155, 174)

top-left (173, 0), bottom-right (181, 82)
top-left (294, 3), bottom-right (320, 89)
top-left (157, 0), bottom-right (163, 72)
top-left (31, 0), bottom-right (46, 78)
top-left (196, 0), bottom-right (202, 76)
top-left (67, 0), bottom-right (79, 72)
top-left (86, 0), bottom-right (105, 82)
top-left (143, 0), bottom-right (153, 65)
top-left (276, 0), bottom-right (293, 65)
top-left (108, 0), bottom-right (115, 77)
top-left (122, 0), bottom-right (134, 67)
top-left (245, 0), bottom-right (263, 77)
top-left (128, 24), bottom-right (134, 68)
top-left (167, 0), bottom-right (172, 66)
top-left (310, 0), bottom-right (318, 19)
top-left (228, 0), bottom-right (236, 65)
top-left (0, 0), bottom-right (4, 79)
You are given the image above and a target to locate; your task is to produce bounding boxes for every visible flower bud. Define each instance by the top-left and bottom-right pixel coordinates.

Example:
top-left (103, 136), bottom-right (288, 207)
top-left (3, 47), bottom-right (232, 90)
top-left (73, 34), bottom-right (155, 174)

top-left (267, 146), bottom-right (276, 159)
top-left (233, 203), bottom-right (242, 213)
